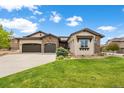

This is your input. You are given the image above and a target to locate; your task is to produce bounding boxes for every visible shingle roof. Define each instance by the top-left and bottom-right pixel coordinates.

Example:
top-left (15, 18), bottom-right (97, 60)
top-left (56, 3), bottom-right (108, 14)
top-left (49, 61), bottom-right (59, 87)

top-left (70, 28), bottom-right (104, 37)
top-left (68, 28), bottom-right (104, 41)
top-left (13, 28), bottom-right (104, 41)
top-left (25, 31), bottom-right (47, 37)
top-left (14, 37), bottom-right (42, 40)
top-left (18, 33), bottom-right (59, 40)
top-left (41, 33), bottom-right (59, 39)
top-left (109, 37), bottom-right (124, 42)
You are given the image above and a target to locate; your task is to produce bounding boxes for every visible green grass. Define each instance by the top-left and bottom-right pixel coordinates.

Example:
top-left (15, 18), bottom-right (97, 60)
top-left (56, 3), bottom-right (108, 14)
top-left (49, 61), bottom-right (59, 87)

top-left (0, 56), bottom-right (124, 88)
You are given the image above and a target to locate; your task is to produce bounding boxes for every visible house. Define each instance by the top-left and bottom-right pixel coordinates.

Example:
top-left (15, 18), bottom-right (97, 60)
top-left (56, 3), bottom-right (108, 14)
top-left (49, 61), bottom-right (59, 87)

top-left (107, 37), bottom-right (124, 53)
top-left (11, 28), bottom-right (104, 56)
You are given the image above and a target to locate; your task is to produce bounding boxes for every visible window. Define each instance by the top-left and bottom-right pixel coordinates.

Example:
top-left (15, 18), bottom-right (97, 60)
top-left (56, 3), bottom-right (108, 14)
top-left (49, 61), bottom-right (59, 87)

top-left (79, 39), bottom-right (89, 48)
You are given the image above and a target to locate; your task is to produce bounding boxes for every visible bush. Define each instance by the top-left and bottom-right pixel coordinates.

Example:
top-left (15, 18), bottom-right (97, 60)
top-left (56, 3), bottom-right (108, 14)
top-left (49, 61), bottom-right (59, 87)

top-left (56, 47), bottom-right (68, 57)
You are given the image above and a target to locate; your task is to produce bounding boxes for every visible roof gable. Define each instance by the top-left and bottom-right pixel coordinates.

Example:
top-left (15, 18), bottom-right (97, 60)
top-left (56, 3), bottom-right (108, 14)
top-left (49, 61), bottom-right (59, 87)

top-left (68, 28), bottom-right (104, 41)
top-left (109, 37), bottom-right (124, 42)
top-left (41, 34), bottom-right (59, 39)
top-left (25, 31), bottom-right (47, 37)
top-left (70, 28), bottom-right (104, 38)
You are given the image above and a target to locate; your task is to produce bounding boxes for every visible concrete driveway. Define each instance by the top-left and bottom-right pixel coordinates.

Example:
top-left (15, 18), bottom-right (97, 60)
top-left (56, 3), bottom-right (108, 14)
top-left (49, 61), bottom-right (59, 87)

top-left (0, 53), bottom-right (56, 78)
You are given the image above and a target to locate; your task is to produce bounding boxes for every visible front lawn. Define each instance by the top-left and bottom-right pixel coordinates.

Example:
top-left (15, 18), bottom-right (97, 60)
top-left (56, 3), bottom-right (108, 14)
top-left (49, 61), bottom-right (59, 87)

top-left (0, 56), bottom-right (124, 88)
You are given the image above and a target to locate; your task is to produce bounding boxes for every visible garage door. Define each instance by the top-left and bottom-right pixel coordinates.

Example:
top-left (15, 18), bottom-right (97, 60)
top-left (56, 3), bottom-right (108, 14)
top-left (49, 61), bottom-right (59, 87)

top-left (22, 44), bottom-right (41, 52)
top-left (44, 43), bottom-right (56, 53)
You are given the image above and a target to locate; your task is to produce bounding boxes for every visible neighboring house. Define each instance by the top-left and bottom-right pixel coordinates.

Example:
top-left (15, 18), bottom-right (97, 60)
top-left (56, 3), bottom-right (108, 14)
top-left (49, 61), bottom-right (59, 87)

top-left (107, 37), bottom-right (124, 53)
top-left (11, 28), bottom-right (104, 56)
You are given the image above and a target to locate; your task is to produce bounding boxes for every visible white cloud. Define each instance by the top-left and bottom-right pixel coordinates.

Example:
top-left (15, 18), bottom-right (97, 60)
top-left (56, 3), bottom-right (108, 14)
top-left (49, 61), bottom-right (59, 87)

top-left (0, 5), bottom-right (37, 12)
top-left (97, 26), bottom-right (117, 31)
top-left (66, 16), bottom-right (83, 27)
top-left (49, 11), bottom-right (62, 23)
top-left (30, 16), bottom-right (36, 19)
top-left (33, 10), bottom-right (42, 15)
top-left (39, 18), bottom-right (45, 22)
top-left (0, 18), bottom-right (37, 33)
top-left (28, 5), bottom-right (38, 12)
top-left (0, 4), bottom-right (43, 16)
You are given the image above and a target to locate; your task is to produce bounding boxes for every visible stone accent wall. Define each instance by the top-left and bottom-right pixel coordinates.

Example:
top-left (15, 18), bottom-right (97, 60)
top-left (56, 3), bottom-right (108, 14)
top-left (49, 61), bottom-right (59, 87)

top-left (10, 39), bottom-right (19, 50)
top-left (94, 36), bottom-right (101, 54)
top-left (42, 36), bottom-right (59, 52)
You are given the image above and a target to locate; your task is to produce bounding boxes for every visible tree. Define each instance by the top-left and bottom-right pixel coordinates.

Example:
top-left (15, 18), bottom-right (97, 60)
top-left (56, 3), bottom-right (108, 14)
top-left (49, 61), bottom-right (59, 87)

top-left (0, 24), bottom-right (11, 49)
top-left (106, 43), bottom-right (119, 52)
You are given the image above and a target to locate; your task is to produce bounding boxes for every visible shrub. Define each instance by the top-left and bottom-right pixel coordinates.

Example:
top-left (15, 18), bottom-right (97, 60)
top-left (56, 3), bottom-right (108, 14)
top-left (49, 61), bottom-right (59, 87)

top-left (56, 47), bottom-right (68, 57)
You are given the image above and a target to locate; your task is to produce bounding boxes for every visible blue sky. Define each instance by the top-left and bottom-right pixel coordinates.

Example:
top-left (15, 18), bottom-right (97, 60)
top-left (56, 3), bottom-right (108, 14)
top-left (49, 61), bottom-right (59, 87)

top-left (0, 5), bottom-right (124, 44)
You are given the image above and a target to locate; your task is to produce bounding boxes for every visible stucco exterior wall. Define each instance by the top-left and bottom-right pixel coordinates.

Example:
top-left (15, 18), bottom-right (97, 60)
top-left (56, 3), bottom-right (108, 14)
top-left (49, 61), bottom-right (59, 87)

top-left (68, 31), bottom-right (97, 56)
top-left (10, 39), bottom-right (19, 50)
top-left (116, 42), bottom-right (124, 53)
top-left (68, 36), bottom-right (75, 55)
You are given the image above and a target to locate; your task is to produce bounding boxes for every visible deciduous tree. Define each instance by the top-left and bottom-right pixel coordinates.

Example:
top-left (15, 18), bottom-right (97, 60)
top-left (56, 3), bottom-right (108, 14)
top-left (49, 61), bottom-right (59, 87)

top-left (106, 43), bottom-right (119, 52)
top-left (0, 24), bottom-right (11, 49)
